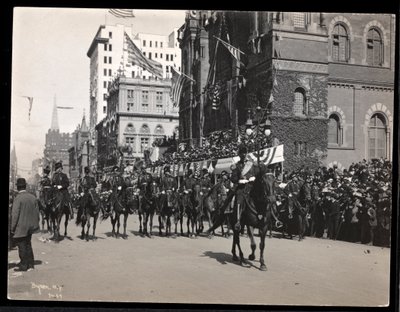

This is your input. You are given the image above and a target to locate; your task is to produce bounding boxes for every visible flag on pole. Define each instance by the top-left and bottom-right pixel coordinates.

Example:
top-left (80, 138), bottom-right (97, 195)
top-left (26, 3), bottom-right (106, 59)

top-left (211, 83), bottom-right (222, 110)
top-left (108, 9), bottom-right (135, 18)
top-left (22, 96), bottom-right (33, 120)
top-left (124, 32), bottom-right (163, 79)
top-left (214, 36), bottom-right (245, 62)
top-left (170, 67), bottom-right (185, 107)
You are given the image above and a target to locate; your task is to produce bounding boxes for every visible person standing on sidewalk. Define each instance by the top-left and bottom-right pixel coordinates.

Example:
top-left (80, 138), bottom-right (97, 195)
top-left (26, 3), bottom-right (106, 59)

top-left (10, 178), bottom-right (40, 272)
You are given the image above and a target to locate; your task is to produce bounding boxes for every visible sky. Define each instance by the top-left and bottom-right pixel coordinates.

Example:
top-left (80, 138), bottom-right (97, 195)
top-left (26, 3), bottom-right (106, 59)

top-left (10, 7), bottom-right (186, 175)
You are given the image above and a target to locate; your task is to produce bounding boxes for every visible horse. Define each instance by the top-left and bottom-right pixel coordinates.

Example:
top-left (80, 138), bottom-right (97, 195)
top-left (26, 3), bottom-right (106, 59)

top-left (158, 190), bottom-right (179, 236)
top-left (138, 182), bottom-right (158, 237)
top-left (37, 186), bottom-right (53, 233)
top-left (229, 165), bottom-right (275, 271)
top-left (76, 189), bottom-right (104, 241)
top-left (187, 185), bottom-right (204, 237)
top-left (106, 187), bottom-right (131, 239)
top-left (179, 190), bottom-right (194, 236)
top-left (50, 189), bottom-right (72, 241)
top-left (279, 194), bottom-right (306, 241)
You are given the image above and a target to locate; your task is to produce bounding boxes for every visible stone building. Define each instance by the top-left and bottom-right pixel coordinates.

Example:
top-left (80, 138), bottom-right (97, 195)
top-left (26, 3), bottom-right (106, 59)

top-left (96, 76), bottom-right (179, 171)
top-left (179, 11), bottom-right (395, 171)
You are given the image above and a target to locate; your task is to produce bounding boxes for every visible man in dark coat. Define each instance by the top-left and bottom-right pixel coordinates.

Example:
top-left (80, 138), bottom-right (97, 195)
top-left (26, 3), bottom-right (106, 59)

top-left (78, 166), bottom-right (97, 213)
top-left (183, 169), bottom-right (196, 193)
top-left (11, 178), bottom-right (40, 272)
top-left (52, 161), bottom-right (74, 219)
top-left (38, 166), bottom-right (52, 208)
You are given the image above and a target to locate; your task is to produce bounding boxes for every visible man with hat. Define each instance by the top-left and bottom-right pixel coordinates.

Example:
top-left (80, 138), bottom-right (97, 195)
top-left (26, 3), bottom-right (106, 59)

top-left (11, 178), bottom-right (40, 271)
top-left (159, 165), bottom-right (178, 213)
top-left (38, 165), bottom-right (52, 209)
top-left (78, 167), bottom-right (97, 217)
top-left (108, 165), bottom-right (127, 213)
top-left (183, 169), bottom-right (196, 193)
top-left (52, 161), bottom-right (74, 219)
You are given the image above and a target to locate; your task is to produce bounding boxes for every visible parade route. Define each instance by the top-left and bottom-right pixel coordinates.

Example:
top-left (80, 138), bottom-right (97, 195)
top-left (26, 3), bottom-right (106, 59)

top-left (8, 216), bottom-right (390, 306)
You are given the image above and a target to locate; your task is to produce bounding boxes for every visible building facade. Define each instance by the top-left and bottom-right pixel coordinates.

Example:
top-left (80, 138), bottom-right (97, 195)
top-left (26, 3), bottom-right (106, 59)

top-left (96, 76), bottom-right (179, 170)
top-left (43, 102), bottom-right (73, 176)
top-left (179, 11), bottom-right (395, 171)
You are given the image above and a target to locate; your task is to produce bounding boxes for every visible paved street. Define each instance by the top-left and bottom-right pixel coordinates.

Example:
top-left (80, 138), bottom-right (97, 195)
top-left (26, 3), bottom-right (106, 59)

top-left (8, 215), bottom-right (390, 306)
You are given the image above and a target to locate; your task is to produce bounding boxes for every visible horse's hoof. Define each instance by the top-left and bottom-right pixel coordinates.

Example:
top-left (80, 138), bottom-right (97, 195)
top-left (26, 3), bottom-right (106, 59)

top-left (80, 236), bottom-right (84, 240)
top-left (232, 255), bottom-right (239, 262)
top-left (260, 264), bottom-right (268, 271)
top-left (248, 254), bottom-right (255, 261)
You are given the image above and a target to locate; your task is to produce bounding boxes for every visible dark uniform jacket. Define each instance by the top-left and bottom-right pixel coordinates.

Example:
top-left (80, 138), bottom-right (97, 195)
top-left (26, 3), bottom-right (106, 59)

top-left (38, 175), bottom-right (52, 206)
top-left (79, 175), bottom-right (97, 194)
top-left (184, 176), bottom-right (196, 192)
top-left (161, 173), bottom-right (177, 191)
top-left (11, 191), bottom-right (40, 238)
top-left (52, 171), bottom-right (70, 191)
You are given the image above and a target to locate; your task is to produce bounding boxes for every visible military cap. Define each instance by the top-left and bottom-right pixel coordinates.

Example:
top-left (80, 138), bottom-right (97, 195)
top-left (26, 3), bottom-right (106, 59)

top-left (43, 166), bottom-right (51, 174)
top-left (55, 161), bottom-right (63, 170)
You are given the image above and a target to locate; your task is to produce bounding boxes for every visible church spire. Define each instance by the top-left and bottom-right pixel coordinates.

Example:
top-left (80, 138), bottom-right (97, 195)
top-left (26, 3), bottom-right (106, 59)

top-left (80, 109), bottom-right (88, 132)
top-left (50, 94), bottom-right (59, 131)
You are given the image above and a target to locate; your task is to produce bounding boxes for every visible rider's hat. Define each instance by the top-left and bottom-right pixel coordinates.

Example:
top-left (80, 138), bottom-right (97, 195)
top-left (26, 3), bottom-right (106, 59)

top-left (84, 166), bottom-right (90, 174)
top-left (55, 161), bottom-right (63, 170)
top-left (43, 166), bottom-right (50, 174)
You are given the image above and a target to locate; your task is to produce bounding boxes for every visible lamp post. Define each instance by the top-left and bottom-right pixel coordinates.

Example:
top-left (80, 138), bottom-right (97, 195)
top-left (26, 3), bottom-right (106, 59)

top-left (245, 105), bottom-right (272, 165)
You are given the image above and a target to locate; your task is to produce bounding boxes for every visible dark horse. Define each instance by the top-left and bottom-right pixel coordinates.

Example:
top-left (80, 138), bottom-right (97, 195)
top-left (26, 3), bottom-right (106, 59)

top-left (138, 182), bottom-right (158, 237)
top-left (279, 194), bottom-right (306, 241)
top-left (229, 165), bottom-right (275, 271)
top-left (187, 185), bottom-right (203, 237)
top-left (158, 190), bottom-right (179, 236)
top-left (76, 189), bottom-right (105, 241)
top-left (180, 190), bottom-right (194, 236)
top-left (50, 189), bottom-right (72, 241)
top-left (37, 186), bottom-right (53, 233)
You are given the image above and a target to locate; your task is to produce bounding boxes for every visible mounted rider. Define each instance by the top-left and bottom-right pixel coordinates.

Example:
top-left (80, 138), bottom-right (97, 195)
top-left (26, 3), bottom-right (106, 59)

top-left (159, 165), bottom-right (178, 210)
top-left (183, 168), bottom-right (196, 194)
top-left (78, 166), bottom-right (97, 211)
top-left (52, 161), bottom-right (74, 219)
top-left (38, 165), bottom-right (52, 208)
top-left (107, 165), bottom-right (127, 213)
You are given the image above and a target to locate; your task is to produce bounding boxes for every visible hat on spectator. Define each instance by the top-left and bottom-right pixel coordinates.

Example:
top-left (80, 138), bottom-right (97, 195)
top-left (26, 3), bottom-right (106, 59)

top-left (43, 166), bottom-right (51, 174)
top-left (16, 178), bottom-right (27, 188)
top-left (55, 161), bottom-right (63, 170)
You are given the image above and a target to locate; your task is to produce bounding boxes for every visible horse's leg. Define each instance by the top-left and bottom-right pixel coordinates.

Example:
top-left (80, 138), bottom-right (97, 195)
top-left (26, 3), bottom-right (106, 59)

top-left (247, 225), bottom-right (257, 261)
top-left (111, 212), bottom-right (116, 237)
top-left (93, 214), bottom-right (98, 239)
top-left (123, 213), bottom-right (128, 238)
top-left (298, 215), bottom-right (303, 241)
top-left (116, 214), bottom-right (121, 238)
top-left (86, 216), bottom-right (91, 241)
top-left (138, 212), bottom-right (143, 234)
top-left (180, 210), bottom-right (184, 235)
top-left (259, 225), bottom-right (268, 271)
top-left (149, 212), bottom-right (154, 237)
top-left (64, 212), bottom-right (69, 237)
top-left (187, 214), bottom-right (191, 236)
top-left (81, 219), bottom-right (86, 240)
top-left (231, 230), bottom-right (239, 261)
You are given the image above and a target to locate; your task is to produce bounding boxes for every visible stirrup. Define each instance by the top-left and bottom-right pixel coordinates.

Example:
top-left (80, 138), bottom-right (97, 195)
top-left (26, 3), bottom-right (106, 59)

top-left (275, 220), bottom-right (283, 229)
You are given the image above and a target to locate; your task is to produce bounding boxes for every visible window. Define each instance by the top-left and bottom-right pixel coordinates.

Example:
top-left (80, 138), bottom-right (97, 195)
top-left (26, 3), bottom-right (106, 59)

top-left (103, 94), bottom-right (107, 100)
top-left (368, 113), bottom-right (387, 159)
top-left (160, 42), bottom-right (163, 48)
top-left (142, 102), bottom-right (149, 112)
top-left (104, 56), bottom-right (107, 63)
top-left (171, 54), bottom-right (174, 61)
top-left (104, 69), bottom-right (107, 76)
top-left (156, 91), bottom-right (163, 101)
top-left (293, 88), bottom-right (306, 116)
top-left (293, 13), bottom-right (305, 28)
top-left (154, 125), bottom-right (164, 134)
top-left (332, 24), bottom-right (349, 62)
top-left (108, 81), bottom-right (111, 88)
top-left (328, 114), bottom-right (340, 145)
top-left (143, 40), bottom-right (146, 47)
top-left (142, 90), bottom-right (149, 101)
top-left (367, 28), bottom-right (383, 66)
top-left (156, 103), bottom-right (163, 113)
top-left (109, 56), bottom-right (112, 64)
top-left (294, 141), bottom-right (308, 156)
top-left (141, 137), bottom-right (149, 152)
top-left (109, 69), bottom-right (112, 76)
top-left (200, 46), bottom-right (205, 58)
top-left (104, 43), bottom-right (107, 51)
top-left (166, 65), bottom-right (170, 73)
top-left (150, 41), bottom-right (152, 47)
top-left (109, 32), bottom-right (112, 38)
top-left (127, 90), bottom-right (134, 98)
top-left (143, 52), bottom-right (146, 56)
top-left (109, 44), bottom-right (112, 51)
top-left (103, 106), bottom-right (106, 114)
top-left (127, 102), bottom-right (134, 111)
top-left (126, 136), bottom-right (135, 145)
top-left (160, 53), bottom-right (163, 59)
top-left (149, 52), bottom-right (152, 59)
top-left (155, 53), bottom-right (158, 58)
top-left (103, 81), bottom-right (107, 88)
top-left (132, 71), bottom-right (135, 77)
top-left (166, 54), bottom-right (169, 61)
top-left (155, 41), bottom-right (158, 48)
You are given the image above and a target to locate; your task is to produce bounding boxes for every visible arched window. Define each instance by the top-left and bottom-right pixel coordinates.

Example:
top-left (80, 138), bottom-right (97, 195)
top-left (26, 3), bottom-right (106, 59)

top-left (154, 125), bottom-right (164, 135)
top-left (124, 123), bottom-right (135, 133)
top-left (328, 114), bottom-right (340, 145)
top-left (367, 28), bottom-right (383, 66)
top-left (140, 124), bottom-right (150, 134)
top-left (332, 23), bottom-right (349, 62)
top-left (368, 113), bottom-right (387, 159)
top-left (293, 88), bottom-right (306, 116)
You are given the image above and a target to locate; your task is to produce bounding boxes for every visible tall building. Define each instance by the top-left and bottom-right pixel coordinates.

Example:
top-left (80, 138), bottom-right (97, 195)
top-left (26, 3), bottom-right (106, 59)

top-left (87, 24), bottom-right (182, 168)
top-left (87, 24), bottom-right (182, 133)
top-left (43, 97), bottom-right (73, 176)
top-left (9, 143), bottom-right (17, 190)
top-left (96, 76), bottom-right (179, 170)
top-left (179, 11), bottom-right (394, 171)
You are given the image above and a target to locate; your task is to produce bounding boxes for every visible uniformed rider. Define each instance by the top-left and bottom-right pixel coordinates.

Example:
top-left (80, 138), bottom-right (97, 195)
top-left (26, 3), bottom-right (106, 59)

top-left (38, 165), bottom-right (52, 207)
top-left (78, 166), bottom-right (97, 210)
top-left (52, 161), bottom-right (74, 219)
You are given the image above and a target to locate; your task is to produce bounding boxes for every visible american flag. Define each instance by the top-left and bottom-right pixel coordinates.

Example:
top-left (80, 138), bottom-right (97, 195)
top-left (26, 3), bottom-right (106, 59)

top-left (214, 36), bottom-right (245, 62)
top-left (170, 67), bottom-right (186, 107)
top-left (211, 83), bottom-right (221, 110)
top-left (108, 9), bottom-right (135, 18)
top-left (124, 32), bottom-right (163, 79)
